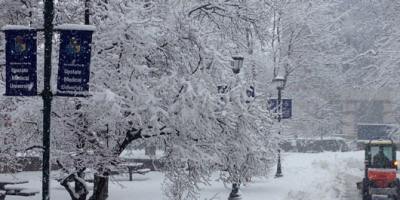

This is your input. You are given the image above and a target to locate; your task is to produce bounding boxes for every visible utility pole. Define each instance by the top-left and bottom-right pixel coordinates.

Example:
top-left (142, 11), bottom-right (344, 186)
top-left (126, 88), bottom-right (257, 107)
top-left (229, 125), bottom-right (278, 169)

top-left (42, 0), bottom-right (54, 199)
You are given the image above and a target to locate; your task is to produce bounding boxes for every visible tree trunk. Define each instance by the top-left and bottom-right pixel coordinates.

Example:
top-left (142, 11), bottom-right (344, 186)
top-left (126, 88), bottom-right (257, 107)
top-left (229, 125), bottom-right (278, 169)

top-left (89, 174), bottom-right (109, 200)
top-left (60, 172), bottom-right (88, 200)
top-left (75, 171), bottom-right (88, 200)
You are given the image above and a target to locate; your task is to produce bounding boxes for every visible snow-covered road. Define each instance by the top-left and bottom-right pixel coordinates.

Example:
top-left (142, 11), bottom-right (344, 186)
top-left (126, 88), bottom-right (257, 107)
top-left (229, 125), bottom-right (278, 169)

top-left (341, 172), bottom-right (362, 200)
top-left (247, 151), bottom-right (365, 200)
top-left (3, 151), bottom-right (367, 200)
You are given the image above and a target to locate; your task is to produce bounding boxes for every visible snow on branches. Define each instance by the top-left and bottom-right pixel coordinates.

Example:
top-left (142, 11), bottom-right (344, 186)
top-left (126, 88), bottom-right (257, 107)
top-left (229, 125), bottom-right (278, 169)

top-left (0, 0), bottom-right (278, 199)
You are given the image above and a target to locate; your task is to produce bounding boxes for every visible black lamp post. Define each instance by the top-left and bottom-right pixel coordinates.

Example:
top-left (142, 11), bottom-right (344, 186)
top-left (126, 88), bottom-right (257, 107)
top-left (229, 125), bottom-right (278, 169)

top-left (42, 0), bottom-right (54, 199)
top-left (2, 1), bottom-right (93, 200)
top-left (273, 75), bottom-right (285, 178)
top-left (228, 56), bottom-right (244, 200)
top-left (85, 0), bottom-right (90, 25)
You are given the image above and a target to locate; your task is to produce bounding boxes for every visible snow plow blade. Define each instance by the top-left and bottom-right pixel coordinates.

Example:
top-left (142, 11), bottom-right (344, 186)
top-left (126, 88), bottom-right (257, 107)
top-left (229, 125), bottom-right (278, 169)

top-left (356, 181), bottom-right (362, 190)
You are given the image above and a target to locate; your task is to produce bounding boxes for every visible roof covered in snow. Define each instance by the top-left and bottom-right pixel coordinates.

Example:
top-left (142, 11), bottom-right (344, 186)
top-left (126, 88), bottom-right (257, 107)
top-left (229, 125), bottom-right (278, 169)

top-left (369, 140), bottom-right (393, 145)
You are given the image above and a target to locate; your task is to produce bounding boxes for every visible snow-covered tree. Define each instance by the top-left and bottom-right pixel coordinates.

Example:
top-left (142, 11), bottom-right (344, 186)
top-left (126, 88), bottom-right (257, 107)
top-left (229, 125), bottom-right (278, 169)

top-left (263, 1), bottom-right (352, 139)
top-left (0, 1), bottom-right (279, 200)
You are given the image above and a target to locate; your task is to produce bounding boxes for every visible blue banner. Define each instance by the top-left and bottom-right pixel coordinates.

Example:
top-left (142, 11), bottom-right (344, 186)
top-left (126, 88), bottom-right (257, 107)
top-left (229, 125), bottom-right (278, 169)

top-left (4, 29), bottom-right (37, 96)
top-left (57, 29), bottom-right (93, 97)
top-left (268, 99), bottom-right (292, 119)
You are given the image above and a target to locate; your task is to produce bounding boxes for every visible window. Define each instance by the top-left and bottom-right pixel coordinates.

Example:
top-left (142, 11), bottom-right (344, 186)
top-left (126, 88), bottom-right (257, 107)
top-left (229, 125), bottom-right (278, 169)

top-left (371, 146), bottom-right (393, 168)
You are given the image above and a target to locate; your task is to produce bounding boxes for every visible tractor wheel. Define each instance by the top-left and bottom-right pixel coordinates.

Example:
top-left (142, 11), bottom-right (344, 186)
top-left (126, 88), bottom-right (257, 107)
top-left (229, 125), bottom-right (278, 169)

top-left (363, 179), bottom-right (371, 200)
top-left (362, 193), bottom-right (371, 200)
top-left (393, 179), bottom-right (400, 200)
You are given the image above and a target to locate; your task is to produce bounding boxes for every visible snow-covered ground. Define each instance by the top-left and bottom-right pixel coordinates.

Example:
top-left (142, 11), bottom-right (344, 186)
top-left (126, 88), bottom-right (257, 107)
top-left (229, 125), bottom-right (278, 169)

top-left (3, 151), bottom-right (366, 200)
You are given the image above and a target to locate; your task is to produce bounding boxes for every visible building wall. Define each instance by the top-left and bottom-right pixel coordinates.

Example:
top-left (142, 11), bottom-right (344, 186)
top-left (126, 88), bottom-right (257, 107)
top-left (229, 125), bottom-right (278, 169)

top-left (340, 89), bottom-right (398, 139)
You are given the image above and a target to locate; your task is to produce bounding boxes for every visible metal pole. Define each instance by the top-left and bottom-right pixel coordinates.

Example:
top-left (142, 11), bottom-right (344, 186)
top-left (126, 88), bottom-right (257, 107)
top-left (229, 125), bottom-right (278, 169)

top-left (228, 70), bottom-right (242, 200)
top-left (275, 87), bottom-right (283, 178)
top-left (85, 0), bottom-right (90, 25)
top-left (42, 0), bottom-right (54, 199)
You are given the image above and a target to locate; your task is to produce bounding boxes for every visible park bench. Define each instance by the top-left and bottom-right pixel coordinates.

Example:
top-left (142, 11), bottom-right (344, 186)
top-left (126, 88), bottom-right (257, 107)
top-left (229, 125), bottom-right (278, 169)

top-left (0, 179), bottom-right (39, 200)
top-left (120, 163), bottom-right (151, 181)
top-left (4, 186), bottom-right (39, 196)
top-left (74, 162), bottom-right (152, 183)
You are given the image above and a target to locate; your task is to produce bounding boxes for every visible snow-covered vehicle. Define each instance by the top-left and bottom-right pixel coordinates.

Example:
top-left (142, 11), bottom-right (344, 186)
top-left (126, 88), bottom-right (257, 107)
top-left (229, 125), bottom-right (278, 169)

top-left (357, 140), bottom-right (400, 200)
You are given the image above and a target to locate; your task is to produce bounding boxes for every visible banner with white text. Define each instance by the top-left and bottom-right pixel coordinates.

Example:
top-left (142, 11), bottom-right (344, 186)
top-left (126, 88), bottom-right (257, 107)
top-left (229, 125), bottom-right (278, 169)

top-left (5, 29), bottom-right (37, 96)
top-left (57, 29), bottom-right (93, 97)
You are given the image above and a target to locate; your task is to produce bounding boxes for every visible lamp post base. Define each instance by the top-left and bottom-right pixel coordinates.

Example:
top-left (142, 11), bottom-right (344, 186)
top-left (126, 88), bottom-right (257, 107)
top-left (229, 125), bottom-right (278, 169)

top-left (275, 149), bottom-right (283, 178)
top-left (228, 183), bottom-right (242, 200)
top-left (275, 172), bottom-right (283, 178)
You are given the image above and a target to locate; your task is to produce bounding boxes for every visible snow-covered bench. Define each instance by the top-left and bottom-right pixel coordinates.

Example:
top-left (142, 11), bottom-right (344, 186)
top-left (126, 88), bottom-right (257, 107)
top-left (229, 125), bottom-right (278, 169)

top-left (121, 163), bottom-right (151, 181)
top-left (4, 185), bottom-right (39, 196)
top-left (0, 179), bottom-right (39, 200)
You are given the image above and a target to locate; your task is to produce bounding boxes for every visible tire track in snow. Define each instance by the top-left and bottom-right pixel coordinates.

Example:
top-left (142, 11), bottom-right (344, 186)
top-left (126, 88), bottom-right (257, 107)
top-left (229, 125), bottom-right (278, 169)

top-left (337, 157), bottom-right (363, 200)
top-left (340, 173), bottom-right (361, 200)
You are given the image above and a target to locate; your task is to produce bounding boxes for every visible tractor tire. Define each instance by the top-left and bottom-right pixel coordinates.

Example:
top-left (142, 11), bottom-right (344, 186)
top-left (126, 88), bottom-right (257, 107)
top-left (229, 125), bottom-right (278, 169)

top-left (395, 191), bottom-right (400, 200)
top-left (392, 179), bottom-right (400, 200)
top-left (363, 194), bottom-right (371, 200)
top-left (363, 179), bottom-right (371, 200)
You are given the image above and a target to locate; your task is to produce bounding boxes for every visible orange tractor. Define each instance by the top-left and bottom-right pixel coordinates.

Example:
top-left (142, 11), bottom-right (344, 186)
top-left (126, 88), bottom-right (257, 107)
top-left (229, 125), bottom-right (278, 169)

top-left (357, 140), bottom-right (400, 200)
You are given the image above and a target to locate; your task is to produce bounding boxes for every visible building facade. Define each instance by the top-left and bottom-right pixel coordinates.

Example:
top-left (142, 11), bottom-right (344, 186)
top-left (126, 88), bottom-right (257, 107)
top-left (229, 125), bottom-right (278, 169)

top-left (340, 88), bottom-right (398, 139)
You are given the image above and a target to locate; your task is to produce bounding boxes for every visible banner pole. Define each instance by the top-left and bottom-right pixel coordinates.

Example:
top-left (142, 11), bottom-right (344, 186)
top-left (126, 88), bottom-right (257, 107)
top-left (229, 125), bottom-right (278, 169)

top-left (85, 0), bottom-right (90, 25)
top-left (42, 0), bottom-right (54, 200)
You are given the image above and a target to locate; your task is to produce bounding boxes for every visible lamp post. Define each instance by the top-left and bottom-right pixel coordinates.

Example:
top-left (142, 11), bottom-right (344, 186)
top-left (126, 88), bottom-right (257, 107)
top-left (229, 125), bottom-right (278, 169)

top-left (85, 0), bottom-right (90, 25)
top-left (231, 56), bottom-right (244, 74)
top-left (2, 1), bottom-right (94, 200)
top-left (228, 56), bottom-right (244, 200)
top-left (273, 75), bottom-right (285, 178)
top-left (42, 0), bottom-right (54, 199)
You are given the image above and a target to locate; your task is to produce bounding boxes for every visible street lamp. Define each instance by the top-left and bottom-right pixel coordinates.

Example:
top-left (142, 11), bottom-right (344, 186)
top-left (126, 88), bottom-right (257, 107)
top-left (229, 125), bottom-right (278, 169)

top-left (228, 56), bottom-right (244, 200)
top-left (273, 75), bottom-right (285, 178)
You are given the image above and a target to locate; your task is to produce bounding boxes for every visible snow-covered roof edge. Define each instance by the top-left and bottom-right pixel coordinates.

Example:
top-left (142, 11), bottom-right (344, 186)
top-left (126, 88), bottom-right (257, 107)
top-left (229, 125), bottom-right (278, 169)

top-left (2, 25), bottom-right (34, 31)
top-left (55, 24), bottom-right (96, 32)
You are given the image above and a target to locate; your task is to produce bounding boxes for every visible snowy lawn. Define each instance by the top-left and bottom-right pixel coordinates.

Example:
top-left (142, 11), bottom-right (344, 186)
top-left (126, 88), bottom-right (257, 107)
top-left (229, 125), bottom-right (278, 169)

top-left (3, 151), bottom-right (365, 200)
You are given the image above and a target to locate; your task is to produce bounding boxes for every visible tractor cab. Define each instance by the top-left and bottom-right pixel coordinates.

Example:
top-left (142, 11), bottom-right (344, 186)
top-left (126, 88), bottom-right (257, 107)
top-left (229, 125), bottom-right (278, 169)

top-left (358, 140), bottom-right (400, 200)
top-left (365, 140), bottom-right (398, 170)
